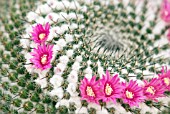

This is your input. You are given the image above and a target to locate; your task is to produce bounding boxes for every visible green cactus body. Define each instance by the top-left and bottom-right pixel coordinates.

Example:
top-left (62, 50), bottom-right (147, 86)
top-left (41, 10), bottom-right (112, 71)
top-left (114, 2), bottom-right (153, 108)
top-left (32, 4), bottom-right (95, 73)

top-left (0, 0), bottom-right (170, 114)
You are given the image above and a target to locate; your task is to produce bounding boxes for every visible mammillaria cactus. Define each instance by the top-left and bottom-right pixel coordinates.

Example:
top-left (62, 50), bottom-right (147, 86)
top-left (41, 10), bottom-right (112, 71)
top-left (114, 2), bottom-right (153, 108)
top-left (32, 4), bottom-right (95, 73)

top-left (1, 0), bottom-right (170, 114)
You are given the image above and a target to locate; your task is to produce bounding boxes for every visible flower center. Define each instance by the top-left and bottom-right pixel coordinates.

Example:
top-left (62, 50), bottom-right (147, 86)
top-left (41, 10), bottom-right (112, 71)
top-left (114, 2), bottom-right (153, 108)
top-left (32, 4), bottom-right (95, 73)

top-left (41, 54), bottom-right (48, 64)
top-left (146, 86), bottom-right (155, 95)
top-left (105, 83), bottom-right (113, 95)
top-left (164, 78), bottom-right (170, 86)
top-left (126, 90), bottom-right (134, 99)
top-left (39, 33), bottom-right (46, 40)
top-left (86, 86), bottom-right (95, 97)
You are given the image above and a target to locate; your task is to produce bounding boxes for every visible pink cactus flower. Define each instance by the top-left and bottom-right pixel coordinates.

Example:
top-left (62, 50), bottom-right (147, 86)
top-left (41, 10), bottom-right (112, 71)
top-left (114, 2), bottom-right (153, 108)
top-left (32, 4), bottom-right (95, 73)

top-left (79, 76), bottom-right (101, 104)
top-left (160, 0), bottom-right (170, 23)
top-left (31, 22), bottom-right (50, 44)
top-left (30, 44), bottom-right (53, 70)
top-left (158, 66), bottom-right (170, 91)
top-left (143, 78), bottom-right (166, 102)
top-left (99, 70), bottom-right (122, 103)
top-left (121, 80), bottom-right (145, 107)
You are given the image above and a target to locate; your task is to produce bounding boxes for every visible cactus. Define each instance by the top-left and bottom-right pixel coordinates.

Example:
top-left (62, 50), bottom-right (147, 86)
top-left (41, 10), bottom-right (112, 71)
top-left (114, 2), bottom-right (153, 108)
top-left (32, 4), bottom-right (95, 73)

top-left (0, 0), bottom-right (170, 114)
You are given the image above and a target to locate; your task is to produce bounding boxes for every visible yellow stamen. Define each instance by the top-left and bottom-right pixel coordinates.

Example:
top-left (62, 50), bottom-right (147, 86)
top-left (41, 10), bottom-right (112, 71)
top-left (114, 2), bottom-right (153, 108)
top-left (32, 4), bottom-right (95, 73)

top-left (105, 83), bottom-right (113, 95)
top-left (39, 33), bottom-right (46, 40)
top-left (41, 54), bottom-right (47, 64)
top-left (126, 90), bottom-right (134, 99)
top-left (86, 86), bottom-right (95, 97)
top-left (146, 86), bottom-right (155, 95)
top-left (164, 78), bottom-right (170, 86)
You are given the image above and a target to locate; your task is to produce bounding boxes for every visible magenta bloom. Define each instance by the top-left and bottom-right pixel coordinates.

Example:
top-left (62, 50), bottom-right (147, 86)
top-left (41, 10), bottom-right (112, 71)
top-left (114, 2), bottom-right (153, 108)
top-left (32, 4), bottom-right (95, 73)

top-left (30, 44), bottom-right (53, 70)
top-left (121, 80), bottom-right (145, 107)
top-left (158, 66), bottom-right (170, 91)
top-left (143, 78), bottom-right (166, 102)
top-left (79, 76), bottom-right (101, 104)
top-left (31, 22), bottom-right (50, 44)
top-left (160, 0), bottom-right (170, 23)
top-left (99, 70), bottom-right (122, 103)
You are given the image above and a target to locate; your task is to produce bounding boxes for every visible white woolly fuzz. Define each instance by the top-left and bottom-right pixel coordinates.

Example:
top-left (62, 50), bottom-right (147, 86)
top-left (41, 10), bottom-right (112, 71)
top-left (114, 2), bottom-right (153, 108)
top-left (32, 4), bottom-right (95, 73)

top-left (45, 13), bottom-right (59, 24)
top-left (24, 53), bottom-right (32, 64)
top-left (69, 97), bottom-right (82, 108)
top-left (84, 73), bottom-right (92, 80)
top-left (84, 67), bottom-right (93, 74)
top-left (35, 16), bottom-right (45, 25)
top-left (50, 75), bottom-right (63, 88)
top-left (67, 70), bottom-right (78, 83)
top-left (20, 39), bottom-right (30, 48)
top-left (70, 23), bottom-right (78, 30)
top-left (98, 67), bottom-right (104, 78)
top-left (59, 55), bottom-right (69, 64)
top-left (35, 77), bottom-right (47, 89)
top-left (66, 50), bottom-right (74, 57)
top-left (65, 34), bottom-right (74, 43)
top-left (49, 87), bottom-right (64, 99)
top-left (56, 39), bottom-right (67, 48)
top-left (76, 56), bottom-right (82, 62)
top-left (55, 99), bottom-right (70, 108)
top-left (96, 108), bottom-right (109, 114)
top-left (27, 11), bottom-right (39, 22)
top-left (61, 24), bottom-right (69, 32)
top-left (24, 64), bottom-right (34, 73)
top-left (75, 107), bottom-right (88, 114)
top-left (35, 4), bottom-right (52, 14)
top-left (72, 62), bottom-right (81, 71)
top-left (47, 0), bottom-right (58, 9)
top-left (66, 83), bottom-right (78, 96)
top-left (88, 103), bottom-right (101, 111)
top-left (56, 63), bottom-right (67, 73)
top-left (35, 69), bottom-right (49, 77)
top-left (53, 44), bottom-right (60, 52)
